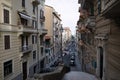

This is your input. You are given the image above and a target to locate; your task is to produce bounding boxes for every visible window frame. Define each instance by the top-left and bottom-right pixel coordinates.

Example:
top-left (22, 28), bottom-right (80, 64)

top-left (32, 20), bottom-right (37, 29)
top-left (22, 0), bottom-right (25, 8)
top-left (98, 0), bottom-right (101, 14)
top-left (33, 5), bottom-right (36, 14)
top-left (3, 9), bottom-right (10, 24)
top-left (40, 10), bottom-right (44, 19)
top-left (4, 35), bottom-right (10, 50)
top-left (33, 50), bottom-right (37, 60)
top-left (3, 60), bottom-right (13, 77)
top-left (32, 35), bottom-right (37, 44)
top-left (21, 18), bottom-right (28, 26)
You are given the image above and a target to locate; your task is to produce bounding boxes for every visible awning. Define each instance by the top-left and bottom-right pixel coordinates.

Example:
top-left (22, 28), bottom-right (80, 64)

top-left (18, 12), bottom-right (32, 20)
top-left (45, 36), bottom-right (51, 39)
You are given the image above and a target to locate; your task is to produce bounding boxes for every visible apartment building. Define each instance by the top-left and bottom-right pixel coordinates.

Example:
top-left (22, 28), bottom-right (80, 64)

top-left (77, 0), bottom-right (96, 74)
top-left (95, 0), bottom-right (120, 80)
top-left (0, 0), bottom-right (46, 80)
top-left (77, 0), bottom-right (120, 80)
top-left (62, 27), bottom-right (72, 45)
top-left (44, 5), bottom-right (62, 67)
top-left (37, 0), bottom-right (47, 73)
top-left (53, 12), bottom-right (62, 62)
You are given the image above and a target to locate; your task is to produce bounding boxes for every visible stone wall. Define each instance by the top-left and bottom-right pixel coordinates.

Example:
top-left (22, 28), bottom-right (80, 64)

top-left (33, 65), bottom-right (70, 80)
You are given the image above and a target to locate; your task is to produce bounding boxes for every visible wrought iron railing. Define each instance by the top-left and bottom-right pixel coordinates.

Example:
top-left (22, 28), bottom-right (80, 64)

top-left (20, 45), bottom-right (32, 53)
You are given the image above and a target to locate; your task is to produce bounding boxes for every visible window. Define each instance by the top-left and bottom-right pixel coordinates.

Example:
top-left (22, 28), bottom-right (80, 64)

top-left (4, 60), bottom-right (12, 77)
top-left (4, 35), bottom-right (10, 49)
top-left (32, 35), bottom-right (37, 44)
top-left (32, 20), bottom-right (37, 29)
top-left (41, 47), bottom-right (43, 55)
top-left (33, 65), bottom-right (37, 73)
top-left (90, 3), bottom-right (94, 16)
top-left (32, 35), bottom-right (34, 44)
top-left (33, 50), bottom-right (36, 60)
top-left (40, 10), bottom-right (44, 19)
top-left (4, 9), bottom-right (9, 23)
top-left (33, 5), bottom-right (35, 14)
top-left (21, 18), bottom-right (28, 26)
top-left (98, 0), bottom-right (101, 14)
top-left (22, 0), bottom-right (25, 7)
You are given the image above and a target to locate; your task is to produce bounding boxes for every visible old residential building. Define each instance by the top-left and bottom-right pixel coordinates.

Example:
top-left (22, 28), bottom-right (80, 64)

top-left (77, 0), bottom-right (96, 74)
top-left (62, 27), bottom-right (72, 45)
top-left (37, 0), bottom-right (47, 73)
top-left (53, 11), bottom-right (62, 62)
top-left (77, 0), bottom-right (120, 80)
top-left (44, 5), bottom-right (62, 67)
top-left (44, 5), bottom-right (54, 67)
top-left (0, 0), bottom-right (47, 80)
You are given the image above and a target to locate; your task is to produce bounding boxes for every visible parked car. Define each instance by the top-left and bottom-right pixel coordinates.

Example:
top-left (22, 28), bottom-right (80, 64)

top-left (70, 53), bottom-right (75, 60)
top-left (70, 55), bottom-right (75, 60)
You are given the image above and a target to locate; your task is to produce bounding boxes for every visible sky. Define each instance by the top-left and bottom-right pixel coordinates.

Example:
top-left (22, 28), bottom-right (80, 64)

top-left (45, 0), bottom-right (80, 35)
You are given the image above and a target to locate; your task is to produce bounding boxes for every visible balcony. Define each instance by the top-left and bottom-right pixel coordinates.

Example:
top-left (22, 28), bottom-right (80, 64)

top-left (102, 0), bottom-right (120, 18)
top-left (85, 16), bottom-right (95, 28)
top-left (77, 27), bottom-right (86, 33)
top-left (39, 28), bottom-right (48, 36)
top-left (20, 45), bottom-right (32, 54)
top-left (45, 43), bottom-right (54, 48)
top-left (18, 25), bottom-right (37, 36)
top-left (32, 0), bottom-right (40, 6)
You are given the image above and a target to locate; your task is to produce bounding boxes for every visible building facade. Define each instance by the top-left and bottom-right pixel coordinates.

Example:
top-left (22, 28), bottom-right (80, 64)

top-left (53, 11), bottom-right (62, 62)
top-left (44, 5), bottom-right (62, 68)
top-left (62, 27), bottom-right (72, 46)
top-left (77, 0), bottom-right (120, 80)
top-left (0, 0), bottom-right (47, 80)
top-left (37, 0), bottom-right (47, 73)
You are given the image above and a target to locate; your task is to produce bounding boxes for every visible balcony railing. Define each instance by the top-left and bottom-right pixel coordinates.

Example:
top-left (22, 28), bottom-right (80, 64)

top-left (39, 28), bottom-right (48, 35)
top-left (20, 45), bottom-right (32, 53)
top-left (45, 44), bottom-right (53, 48)
top-left (18, 25), bottom-right (37, 33)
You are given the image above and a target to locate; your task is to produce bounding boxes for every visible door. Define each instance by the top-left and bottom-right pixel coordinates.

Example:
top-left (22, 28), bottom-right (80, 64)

top-left (22, 62), bottom-right (27, 80)
top-left (99, 47), bottom-right (103, 79)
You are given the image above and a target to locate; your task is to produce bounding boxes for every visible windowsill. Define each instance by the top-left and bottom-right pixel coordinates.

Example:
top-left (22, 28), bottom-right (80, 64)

top-left (5, 48), bottom-right (10, 50)
top-left (1, 23), bottom-right (10, 25)
top-left (4, 73), bottom-right (13, 80)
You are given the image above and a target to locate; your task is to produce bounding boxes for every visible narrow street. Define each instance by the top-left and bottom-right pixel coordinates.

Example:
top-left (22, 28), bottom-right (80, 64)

top-left (1, 0), bottom-right (120, 80)
top-left (62, 41), bottom-right (98, 80)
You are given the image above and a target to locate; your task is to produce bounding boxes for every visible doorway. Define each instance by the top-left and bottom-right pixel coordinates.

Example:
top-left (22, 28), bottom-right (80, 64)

top-left (99, 47), bottom-right (103, 79)
top-left (22, 62), bottom-right (27, 80)
top-left (40, 59), bottom-right (44, 70)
